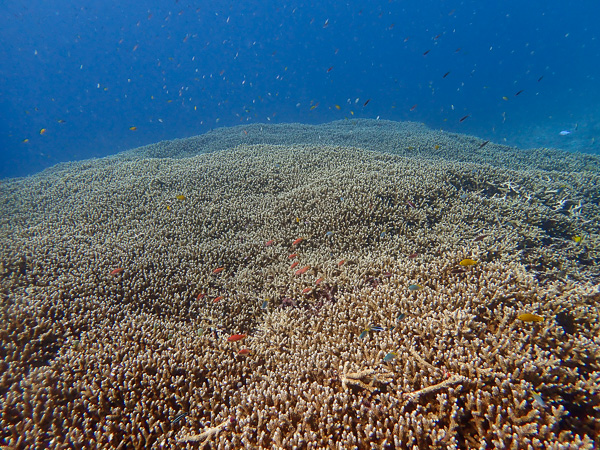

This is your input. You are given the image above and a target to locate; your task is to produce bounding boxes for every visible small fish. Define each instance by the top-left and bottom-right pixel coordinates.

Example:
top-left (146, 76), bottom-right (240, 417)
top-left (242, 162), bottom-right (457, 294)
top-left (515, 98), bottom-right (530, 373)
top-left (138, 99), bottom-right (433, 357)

top-left (408, 284), bottom-right (422, 291)
top-left (227, 334), bottom-right (247, 342)
top-left (334, 105), bottom-right (341, 110)
top-left (397, 313), bottom-right (405, 321)
top-left (517, 313), bottom-right (543, 323)
top-left (292, 237), bottom-right (303, 246)
top-left (310, 103), bottom-right (319, 110)
top-left (410, 104), bottom-right (418, 111)
top-left (295, 265), bottom-right (310, 275)
top-left (450, 268), bottom-right (466, 274)
top-left (264, 239), bottom-right (274, 247)
top-left (383, 352), bottom-right (397, 362)
top-left (573, 236), bottom-right (582, 243)
top-left (559, 130), bottom-right (571, 136)
top-left (532, 392), bottom-right (547, 407)
top-left (213, 295), bottom-right (223, 303)
top-left (327, 66), bottom-right (334, 73)
top-left (237, 348), bottom-right (251, 356)
top-left (212, 267), bottom-right (225, 274)
top-left (537, 76), bottom-right (544, 82)
top-left (478, 140), bottom-right (490, 149)
top-left (502, 96), bottom-right (509, 101)
top-left (473, 234), bottom-right (488, 241)
top-left (175, 194), bottom-right (186, 200)
top-left (442, 71), bottom-right (451, 78)
top-left (57, 119), bottom-right (66, 123)
top-left (363, 99), bottom-right (371, 107)
top-left (325, 231), bottom-right (333, 237)
top-left (288, 253), bottom-right (298, 259)
top-left (261, 300), bottom-right (268, 309)
top-left (129, 126), bottom-right (137, 131)
top-left (172, 413), bottom-right (188, 424)
top-left (406, 200), bottom-right (416, 208)
top-left (315, 277), bottom-right (324, 285)
top-left (338, 259), bottom-right (345, 266)
top-left (515, 89), bottom-right (524, 96)
top-left (423, 49), bottom-right (430, 55)
top-left (459, 259), bottom-right (477, 266)
top-left (110, 268), bottom-right (124, 275)
top-left (408, 253), bottom-right (418, 259)
top-left (302, 287), bottom-right (312, 294)
top-left (380, 231), bottom-right (386, 238)
top-left (459, 115), bottom-right (470, 123)
top-left (290, 261), bottom-right (299, 269)
top-left (369, 325), bottom-right (385, 332)
top-left (196, 293), bottom-right (206, 300)
top-left (39, 128), bottom-right (47, 135)
top-left (22, 139), bottom-right (29, 143)
top-left (359, 330), bottom-right (369, 339)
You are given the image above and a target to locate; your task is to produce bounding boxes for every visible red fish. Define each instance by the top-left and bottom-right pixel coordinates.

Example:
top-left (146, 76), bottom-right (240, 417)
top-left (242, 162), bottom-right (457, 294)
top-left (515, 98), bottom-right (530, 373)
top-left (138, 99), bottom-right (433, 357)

top-left (290, 261), bottom-right (299, 269)
top-left (408, 253), bottom-right (418, 259)
top-left (288, 253), bottom-right (298, 259)
top-left (237, 348), bottom-right (251, 355)
top-left (295, 265), bottom-right (310, 275)
top-left (407, 200), bottom-right (416, 208)
top-left (227, 334), bottom-right (247, 342)
top-left (292, 237), bottom-right (303, 246)
top-left (338, 259), bottom-right (345, 266)
top-left (212, 267), bottom-right (225, 274)
top-left (302, 287), bottom-right (312, 294)
top-left (196, 293), bottom-right (206, 300)
top-left (315, 277), bottom-right (324, 285)
top-left (213, 296), bottom-right (223, 303)
top-left (265, 240), bottom-right (274, 246)
top-left (110, 268), bottom-right (124, 275)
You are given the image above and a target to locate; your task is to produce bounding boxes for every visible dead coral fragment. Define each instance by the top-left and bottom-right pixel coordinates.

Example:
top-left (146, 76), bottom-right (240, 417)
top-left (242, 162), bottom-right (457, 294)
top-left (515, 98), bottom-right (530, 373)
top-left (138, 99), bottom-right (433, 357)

top-left (177, 418), bottom-right (230, 443)
top-left (340, 361), bottom-right (393, 392)
top-left (403, 373), bottom-right (468, 401)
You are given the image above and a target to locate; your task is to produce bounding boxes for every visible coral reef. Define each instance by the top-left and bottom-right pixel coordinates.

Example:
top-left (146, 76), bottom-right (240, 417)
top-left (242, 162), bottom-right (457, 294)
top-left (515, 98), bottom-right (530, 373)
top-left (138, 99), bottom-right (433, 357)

top-left (1, 121), bottom-right (599, 448)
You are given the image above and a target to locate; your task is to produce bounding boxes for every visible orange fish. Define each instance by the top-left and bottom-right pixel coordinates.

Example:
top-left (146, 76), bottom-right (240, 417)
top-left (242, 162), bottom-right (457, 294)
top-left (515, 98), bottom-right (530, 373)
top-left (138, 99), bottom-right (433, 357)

top-left (338, 259), bottom-right (345, 266)
top-left (213, 295), bottom-right (223, 303)
top-left (288, 253), bottom-right (298, 259)
top-left (227, 334), bottom-right (247, 342)
top-left (315, 277), bottom-right (324, 285)
top-left (196, 293), bottom-right (206, 300)
top-left (265, 239), bottom-right (274, 246)
top-left (110, 268), bottom-right (124, 275)
top-left (295, 266), bottom-right (310, 275)
top-left (302, 287), bottom-right (312, 294)
top-left (237, 348), bottom-right (251, 355)
top-left (212, 267), bottom-right (225, 274)
top-left (292, 237), bottom-right (303, 246)
top-left (290, 261), bottom-right (299, 269)
top-left (129, 126), bottom-right (137, 131)
top-left (39, 128), bottom-right (47, 135)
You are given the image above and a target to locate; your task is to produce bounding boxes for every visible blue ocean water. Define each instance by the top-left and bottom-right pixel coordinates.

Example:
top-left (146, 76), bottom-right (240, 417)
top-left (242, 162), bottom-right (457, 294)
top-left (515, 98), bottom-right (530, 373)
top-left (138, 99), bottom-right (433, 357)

top-left (1, 0), bottom-right (599, 179)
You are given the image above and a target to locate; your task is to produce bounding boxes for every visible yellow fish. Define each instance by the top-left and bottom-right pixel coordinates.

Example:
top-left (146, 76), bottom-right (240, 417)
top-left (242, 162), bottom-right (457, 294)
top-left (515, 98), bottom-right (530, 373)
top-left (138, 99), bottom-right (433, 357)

top-left (518, 313), bottom-right (543, 323)
top-left (176, 195), bottom-right (186, 200)
top-left (573, 236), bottom-right (582, 244)
top-left (129, 126), bottom-right (137, 131)
top-left (335, 104), bottom-right (341, 110)
top-left (39, 128), bottom-right (47, 135)
top-left (459, 259), bottom-right (478, 266)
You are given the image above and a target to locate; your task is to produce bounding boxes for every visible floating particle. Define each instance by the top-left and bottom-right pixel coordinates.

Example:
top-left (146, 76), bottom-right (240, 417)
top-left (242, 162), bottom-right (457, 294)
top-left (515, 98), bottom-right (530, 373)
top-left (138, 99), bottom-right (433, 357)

top-left (227, 334), bottom-right (247, 342)
top-left (517, 313), bottom-right (543, 323)
top-left (459, 259), bottom-right (477, 266)
top-left (383, 352), bottom-right (397, 362)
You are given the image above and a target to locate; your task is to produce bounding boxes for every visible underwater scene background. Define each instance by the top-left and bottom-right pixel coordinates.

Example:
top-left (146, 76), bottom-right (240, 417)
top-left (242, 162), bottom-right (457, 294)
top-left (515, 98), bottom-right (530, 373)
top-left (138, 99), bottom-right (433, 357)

top-left (1, 0), bottom-right (600, 179)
